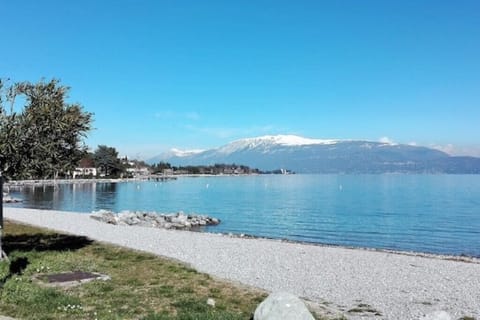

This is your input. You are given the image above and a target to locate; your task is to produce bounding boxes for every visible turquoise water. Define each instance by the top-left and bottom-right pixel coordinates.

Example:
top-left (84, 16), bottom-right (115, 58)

top-left (8, 175), bottom-right (480, 257)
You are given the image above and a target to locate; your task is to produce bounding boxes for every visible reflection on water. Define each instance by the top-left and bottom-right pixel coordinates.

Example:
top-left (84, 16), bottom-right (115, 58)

top-left (94, 183), bottom-right (117, 211)
top-left (7, 175), bottom-right (480, 257)
top-left (13, 182), bottom-right (120, 212)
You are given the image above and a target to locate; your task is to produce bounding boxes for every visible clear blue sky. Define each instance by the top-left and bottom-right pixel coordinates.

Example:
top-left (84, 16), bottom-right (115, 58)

top-left (1, 0), bottom-right (479, 158)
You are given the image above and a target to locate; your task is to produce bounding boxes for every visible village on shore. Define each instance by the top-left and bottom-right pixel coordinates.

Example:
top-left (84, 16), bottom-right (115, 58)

top-left (3, 159), bottom-right (293, 190)
top-left (71, 157), bottom-right (293, 180)
top-left (1, 160), bottom-right (293, 199)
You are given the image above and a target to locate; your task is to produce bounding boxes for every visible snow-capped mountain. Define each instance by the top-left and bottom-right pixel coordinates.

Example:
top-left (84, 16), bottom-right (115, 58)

top-left (218, 135), bottom-right (338, 150)
top-left (148, 135), bottom-right (480, 173)
top-left (212, 135), bottom-right (338, 155)
top-left (168, 148), bottom-right (205, 157)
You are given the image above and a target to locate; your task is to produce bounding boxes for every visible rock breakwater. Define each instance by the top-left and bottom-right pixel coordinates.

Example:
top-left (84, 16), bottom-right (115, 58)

top-left (90, 210), bottom-right (220, 230)
top-left (2, 193), bottom-right (22, 203)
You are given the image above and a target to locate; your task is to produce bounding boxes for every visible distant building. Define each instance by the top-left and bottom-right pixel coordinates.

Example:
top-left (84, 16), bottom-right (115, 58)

top-left (162, 168), bottom-right (174, 176)
top-left (126, 167), bottom-right (150, 177)
top-left (223, 168), bottom-right (234, 174)
top-left (173, 169), bottom-right (189, 175)
top-left (73, 167), bottom-right (97, 178)
top-left (234, 167), bottom-right (245, 174)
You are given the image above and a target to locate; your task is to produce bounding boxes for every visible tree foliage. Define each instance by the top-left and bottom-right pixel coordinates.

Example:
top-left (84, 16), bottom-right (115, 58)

top-left (151, 161), bottom-right (172, 173)
top-left (0, 79), bottom-right (93, 180)
top-left (93, 145), bottom-right (124, 177)
top-left (150, 161), bottom-right (261, 175)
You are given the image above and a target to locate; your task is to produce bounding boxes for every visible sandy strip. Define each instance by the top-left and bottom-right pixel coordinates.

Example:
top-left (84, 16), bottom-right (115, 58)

top-left (4, 208), bottom-right (480, 320)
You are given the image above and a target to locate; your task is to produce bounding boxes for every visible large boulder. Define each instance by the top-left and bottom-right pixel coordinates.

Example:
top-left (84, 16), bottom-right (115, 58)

top-left (420, 311), bottom-right (451, 320)
top-left (254, 292), bottom-right (315, 320)
top-left (2, 194), bottom-right (22, 203)
top-left (90, 210), bottom-right (117, 224)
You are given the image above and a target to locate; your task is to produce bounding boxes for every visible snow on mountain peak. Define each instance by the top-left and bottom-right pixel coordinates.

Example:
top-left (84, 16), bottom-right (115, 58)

top-left (260, 135), bottom-right (338, 146)
top-left (216, 135), bottom-right (338, 154)
top-left (170, 148), bottom-right (205, 157)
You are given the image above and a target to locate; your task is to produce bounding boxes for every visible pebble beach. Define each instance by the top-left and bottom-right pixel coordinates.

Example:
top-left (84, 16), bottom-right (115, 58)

top-left (4, 207), bottom-right (480, 319)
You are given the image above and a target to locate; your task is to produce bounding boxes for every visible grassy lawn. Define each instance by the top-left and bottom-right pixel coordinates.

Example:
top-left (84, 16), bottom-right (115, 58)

top-left (0, 220), bottom-right (268, 320)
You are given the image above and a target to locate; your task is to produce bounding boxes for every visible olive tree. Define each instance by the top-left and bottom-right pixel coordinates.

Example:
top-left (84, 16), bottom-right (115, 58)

top-left (0, 78), bottom-right (93, 259)
top-left (11, 80), bottom-right (92, 179)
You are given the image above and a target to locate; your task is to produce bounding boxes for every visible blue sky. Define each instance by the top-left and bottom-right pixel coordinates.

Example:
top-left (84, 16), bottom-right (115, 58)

top-left (1, 0), bottom-right (479, 158)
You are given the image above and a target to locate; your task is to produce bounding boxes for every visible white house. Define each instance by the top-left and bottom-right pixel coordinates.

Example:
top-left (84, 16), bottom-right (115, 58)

top-left (73, 167), bottom-right (97, 179)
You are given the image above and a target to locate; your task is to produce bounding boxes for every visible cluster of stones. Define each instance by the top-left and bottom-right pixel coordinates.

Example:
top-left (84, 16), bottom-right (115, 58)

top-left (90, 210), bottom-right (220, 230)
top-left (253, 292), bottom-right (452, 320)
top-left (2, 193), bottom-right (21, 203)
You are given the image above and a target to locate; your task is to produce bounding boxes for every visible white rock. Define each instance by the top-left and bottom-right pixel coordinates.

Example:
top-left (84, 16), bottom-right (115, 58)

top-left (420, 311), bottom-right (452, 320)
top-left (254, 292), bottom-right (315, 320)
top-left (207, 298), bottom-right (216, 307)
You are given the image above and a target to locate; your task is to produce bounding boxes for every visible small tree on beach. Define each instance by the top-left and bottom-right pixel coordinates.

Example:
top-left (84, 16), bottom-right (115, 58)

top-left (0, 78), bottom-right (93, 260)
top-left (13, 80), bottom-right (93, 179)
top-left (0, 79), bottom-right (93, 180)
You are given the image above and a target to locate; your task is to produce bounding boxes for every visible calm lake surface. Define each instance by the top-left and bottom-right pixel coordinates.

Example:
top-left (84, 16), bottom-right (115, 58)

top-left (7, 175), bottom-right (480, 257)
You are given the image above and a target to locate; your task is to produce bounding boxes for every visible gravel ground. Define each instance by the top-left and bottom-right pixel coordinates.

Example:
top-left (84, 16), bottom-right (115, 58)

top-left (4, 208), bottom-right (480, 320)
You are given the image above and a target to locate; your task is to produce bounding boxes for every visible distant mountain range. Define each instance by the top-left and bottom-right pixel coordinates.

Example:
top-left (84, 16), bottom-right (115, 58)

top-left (148, 135), bottom-right (480, 174)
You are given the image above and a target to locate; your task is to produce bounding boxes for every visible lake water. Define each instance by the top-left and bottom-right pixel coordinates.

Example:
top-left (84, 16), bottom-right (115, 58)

top-left (6, 175), bottom-right (480, 257)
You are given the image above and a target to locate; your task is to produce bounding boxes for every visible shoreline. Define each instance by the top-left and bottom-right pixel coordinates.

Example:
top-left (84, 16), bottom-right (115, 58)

top-left (3, 174), bottom-right (265, 188)
top-left (4, 178), bottom-right (139, 188)
top-left (217, 231), bottom-right (480, 263)
top-left (5, 203), bottom-right (480, 261)
top-left (4, 207), bottom-right (480, 319)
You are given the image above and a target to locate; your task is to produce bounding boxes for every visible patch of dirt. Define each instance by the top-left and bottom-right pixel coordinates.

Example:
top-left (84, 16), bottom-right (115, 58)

top-left (35, 271), bottom-right (110, 288)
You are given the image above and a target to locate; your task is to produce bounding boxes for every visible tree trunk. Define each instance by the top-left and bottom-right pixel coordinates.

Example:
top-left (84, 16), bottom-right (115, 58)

top-left (0, 174), bottom-right (8, 261)
top-left (0, 229), bottom-right (7, 261)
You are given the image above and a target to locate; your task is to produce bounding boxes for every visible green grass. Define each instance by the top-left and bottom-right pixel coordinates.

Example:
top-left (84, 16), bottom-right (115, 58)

top-left (0, 220), bottom-right (266, 319)
top-left (0, 220), bottom-right (339, 320)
